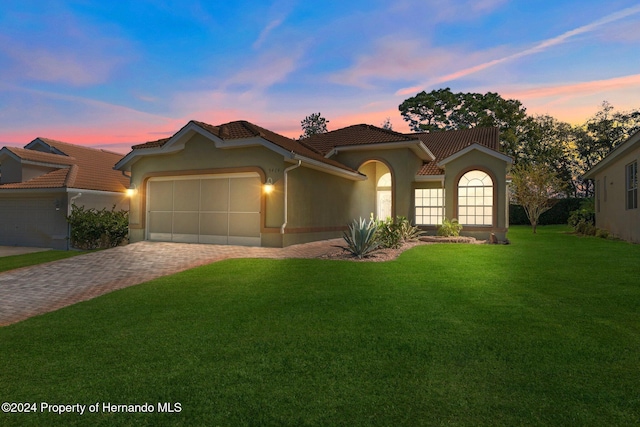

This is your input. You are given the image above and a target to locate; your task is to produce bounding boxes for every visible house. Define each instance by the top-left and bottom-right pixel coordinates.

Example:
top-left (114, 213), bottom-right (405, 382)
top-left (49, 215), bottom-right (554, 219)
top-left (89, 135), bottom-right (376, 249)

top-left (0, 138), bottom-right (130, 249)
top-left (116, 120), bottom-right (511, 247)
top-left (584, 130), bottom-right (639, 243)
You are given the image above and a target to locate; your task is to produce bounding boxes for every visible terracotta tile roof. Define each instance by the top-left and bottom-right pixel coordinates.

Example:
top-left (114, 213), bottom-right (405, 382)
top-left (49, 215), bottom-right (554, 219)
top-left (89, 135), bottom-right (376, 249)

top-left (0, 168), bottom-right (71, 189)
top-left (4, 146), bottom-right (76, 165)
top-left (131, 137), bottom-right (170, 150)
top-left (0, 138), bottom-right (128, 192)
top-left (132, 120), bottom-right (356, 173)
top-left (411, 127), bottom-right (501, 176)
top-left (303, 124), bottom-right (415, 155)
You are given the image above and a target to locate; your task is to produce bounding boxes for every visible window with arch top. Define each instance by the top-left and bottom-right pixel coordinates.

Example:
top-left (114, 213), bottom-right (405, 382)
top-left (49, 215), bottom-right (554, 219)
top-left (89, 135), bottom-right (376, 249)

top-left (458, 170), bottom-right (493, 226)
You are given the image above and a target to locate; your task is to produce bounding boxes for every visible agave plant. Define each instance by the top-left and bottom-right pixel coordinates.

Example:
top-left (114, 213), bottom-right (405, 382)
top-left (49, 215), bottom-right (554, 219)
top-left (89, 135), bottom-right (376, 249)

top-left (343, 217), bottom-right (380, 259)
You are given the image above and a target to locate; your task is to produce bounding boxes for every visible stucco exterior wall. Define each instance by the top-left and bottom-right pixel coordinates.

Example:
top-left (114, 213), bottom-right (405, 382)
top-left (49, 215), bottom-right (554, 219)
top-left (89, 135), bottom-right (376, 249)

top-left (442, 150), bottom-right (510, 241)
top-left (281, 166), bottom-right (365, 246)
top-left (592, 145), bottom-right (639, 243)
top-left (333, 148), bottom-right (424, 220)
top-left (127, 133), bottom-right (286, 245)
top-left (0, 157), bottom-right (23, 184)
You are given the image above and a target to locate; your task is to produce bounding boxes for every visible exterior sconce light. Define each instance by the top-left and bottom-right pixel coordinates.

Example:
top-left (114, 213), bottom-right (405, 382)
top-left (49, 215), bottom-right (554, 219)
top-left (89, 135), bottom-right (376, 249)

top-left (54, 199), bottom-right (61, 211)
top-left (264, 178), bottom-right (274, 194)
top-left (126, 184), bottom-right (137, 197)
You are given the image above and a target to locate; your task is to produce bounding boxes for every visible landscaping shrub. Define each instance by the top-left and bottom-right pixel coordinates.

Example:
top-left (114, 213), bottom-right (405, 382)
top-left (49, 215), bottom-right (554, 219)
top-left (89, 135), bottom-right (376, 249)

top-left (396, 216), bottom-right (424, 241)
top-left (372, 216), bottom-right (424, 249)
top-left (568, 198), bottom-right (595, 231)
top-left (437, 218), bottom-right (462, 237)
top-left (573, 219), bottom-right (596, 236)
top-left (67, 204), bottom-right (129, 250)
top-left (343, 217), bottom-right (380, 258)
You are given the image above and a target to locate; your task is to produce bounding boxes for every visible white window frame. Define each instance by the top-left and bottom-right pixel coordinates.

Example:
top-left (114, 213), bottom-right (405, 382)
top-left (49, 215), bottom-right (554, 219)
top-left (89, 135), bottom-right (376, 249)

top-left (627, 161), bottom-right (638, 210)
top-left (458, 170), bottom-right (493, 226)
top-left (415, 188), bottom-right (444, 225)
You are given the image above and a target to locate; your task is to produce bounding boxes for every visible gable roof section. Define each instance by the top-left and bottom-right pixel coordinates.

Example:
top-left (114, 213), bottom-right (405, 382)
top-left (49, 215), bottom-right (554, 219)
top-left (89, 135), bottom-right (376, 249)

top-left (119, 120), bottom-right (363, 180)
top-left (0, 138), bottom-right (128, 192)
top-left (303, 124), bottom-right (435, 161)
top-left (584, 129), bottom-right (640, 179)
top-left (411, 127), bottom-right (507, 176)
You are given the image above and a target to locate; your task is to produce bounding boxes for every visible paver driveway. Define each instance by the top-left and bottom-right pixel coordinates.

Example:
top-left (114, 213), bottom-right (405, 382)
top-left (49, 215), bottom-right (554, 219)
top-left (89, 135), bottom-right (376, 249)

top-left (0, 239), bottom-right (343, 326)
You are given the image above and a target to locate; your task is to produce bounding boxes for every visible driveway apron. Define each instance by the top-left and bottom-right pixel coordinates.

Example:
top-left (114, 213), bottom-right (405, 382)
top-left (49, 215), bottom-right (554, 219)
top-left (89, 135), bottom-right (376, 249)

top-left (0, 239), bottom-right (342, 326)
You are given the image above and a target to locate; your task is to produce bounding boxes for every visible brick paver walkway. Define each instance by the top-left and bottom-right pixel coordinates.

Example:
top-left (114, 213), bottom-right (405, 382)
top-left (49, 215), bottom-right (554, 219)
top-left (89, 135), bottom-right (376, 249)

top-left (0, 239), bottom-right (343, 326)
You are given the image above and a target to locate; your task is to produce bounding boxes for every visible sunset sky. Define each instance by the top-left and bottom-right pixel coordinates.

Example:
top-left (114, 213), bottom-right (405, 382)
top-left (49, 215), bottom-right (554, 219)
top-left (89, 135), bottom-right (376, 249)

top-left (1, 0), bottom-right (639, 153)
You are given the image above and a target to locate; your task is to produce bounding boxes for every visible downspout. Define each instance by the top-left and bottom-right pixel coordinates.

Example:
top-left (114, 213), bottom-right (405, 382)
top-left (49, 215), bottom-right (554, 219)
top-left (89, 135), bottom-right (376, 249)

top-left (67, 193), bottom-right (82, 250)
top-left (280, 160), bottom-right (302, 235)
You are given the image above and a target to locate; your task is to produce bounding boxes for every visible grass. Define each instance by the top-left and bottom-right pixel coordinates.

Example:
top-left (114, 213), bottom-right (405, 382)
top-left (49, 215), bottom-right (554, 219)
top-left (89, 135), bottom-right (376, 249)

top-left (0, 250), bottom-right (85, 273)
top-left (1, 226), bottom-right (639, 426)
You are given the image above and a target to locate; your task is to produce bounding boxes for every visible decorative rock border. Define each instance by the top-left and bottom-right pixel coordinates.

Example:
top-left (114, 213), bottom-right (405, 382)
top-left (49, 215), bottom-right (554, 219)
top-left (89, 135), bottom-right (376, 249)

top-left (419, 236), bottom-right (484, 244)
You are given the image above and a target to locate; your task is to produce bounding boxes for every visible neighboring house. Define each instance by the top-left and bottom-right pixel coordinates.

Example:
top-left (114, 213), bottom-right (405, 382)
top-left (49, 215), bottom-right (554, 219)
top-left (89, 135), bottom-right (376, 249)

top-left (116, 120), bottom-right (511, 247)
top-left (584, 130), bottom-right (639, 243)
top-left (0, 138), bottom-right (129, 249)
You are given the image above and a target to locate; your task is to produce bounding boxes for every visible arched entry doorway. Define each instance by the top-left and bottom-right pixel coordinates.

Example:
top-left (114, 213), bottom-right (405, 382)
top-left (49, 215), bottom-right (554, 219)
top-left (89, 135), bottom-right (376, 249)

top-left (358, 160), bottom-right (393, 220)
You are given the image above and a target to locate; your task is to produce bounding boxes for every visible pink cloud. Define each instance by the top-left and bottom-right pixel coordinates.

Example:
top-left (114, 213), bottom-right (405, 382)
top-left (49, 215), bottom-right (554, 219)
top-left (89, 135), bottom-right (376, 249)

top-left (396, 4), bottom-right (640, 95)
top-left (498, 74), bottom-right (640, 124)
top-left (330, 37), bottom-right (459, 89)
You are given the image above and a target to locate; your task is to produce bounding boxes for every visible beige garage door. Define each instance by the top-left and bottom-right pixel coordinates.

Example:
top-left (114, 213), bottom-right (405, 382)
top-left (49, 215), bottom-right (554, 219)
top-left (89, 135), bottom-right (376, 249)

top-left (147, 173), bottom-right (261, 246)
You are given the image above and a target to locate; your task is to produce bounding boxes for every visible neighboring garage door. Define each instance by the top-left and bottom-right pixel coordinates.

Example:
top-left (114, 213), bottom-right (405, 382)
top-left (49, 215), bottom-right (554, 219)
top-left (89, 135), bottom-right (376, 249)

top-left (147, 173), bottom-right (261, 246)
top-left (0, 196), bottom-right (68, 250)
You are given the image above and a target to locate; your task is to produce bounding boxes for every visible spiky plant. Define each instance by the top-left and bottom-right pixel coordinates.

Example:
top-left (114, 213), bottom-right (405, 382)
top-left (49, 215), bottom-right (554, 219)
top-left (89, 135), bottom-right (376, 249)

top-left (343, 217), bottom-right (380, 259)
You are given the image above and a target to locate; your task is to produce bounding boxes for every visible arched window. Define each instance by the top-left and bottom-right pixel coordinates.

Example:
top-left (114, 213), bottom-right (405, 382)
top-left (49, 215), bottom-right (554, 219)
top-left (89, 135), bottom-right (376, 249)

top-left (377, 172), bottom-right (392, 219)
top-left (458, 170), bottom-right (493, 226)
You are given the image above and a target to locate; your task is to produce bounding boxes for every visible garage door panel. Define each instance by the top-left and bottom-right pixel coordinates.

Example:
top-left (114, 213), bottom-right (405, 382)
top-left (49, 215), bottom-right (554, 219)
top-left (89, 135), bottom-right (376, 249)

top-left (200, 212), bottom-right (228, 236)
top-left (148, 181), bottom-right (173, 211)
top-left (201, 178), bottom-right (229, 211)
top-left (229, 177), bottom-right (261, 212)
top-left (229, 213), bottom-right (261, 237)
top-left (173, 212), bottom-right (199, 234)
top-left (174, 180), bottom-right (200, 211)
top-left (149, 211), bottom-right (172, 233)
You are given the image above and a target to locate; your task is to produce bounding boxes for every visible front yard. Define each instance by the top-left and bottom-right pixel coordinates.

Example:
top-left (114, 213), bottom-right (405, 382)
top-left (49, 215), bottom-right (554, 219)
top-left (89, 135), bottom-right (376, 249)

top-left (1, 226), bottom-right (639, 426)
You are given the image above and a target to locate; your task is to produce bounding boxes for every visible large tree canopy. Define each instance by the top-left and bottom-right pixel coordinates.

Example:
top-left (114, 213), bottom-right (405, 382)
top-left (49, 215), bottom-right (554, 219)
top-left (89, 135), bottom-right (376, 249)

top-left (399, 89), bottom-right (640, 197)
top-left (398, 88), bottom-right (528, 131)
top-left (398, 88), bottom-right (529, 160)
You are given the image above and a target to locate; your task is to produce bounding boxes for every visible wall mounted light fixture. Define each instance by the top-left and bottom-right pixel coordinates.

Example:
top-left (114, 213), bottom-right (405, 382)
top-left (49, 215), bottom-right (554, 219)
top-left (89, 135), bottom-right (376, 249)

top-left (126, 184), bottom-right (137, 197)
top-left (263, 178), bottom-right (274, 194)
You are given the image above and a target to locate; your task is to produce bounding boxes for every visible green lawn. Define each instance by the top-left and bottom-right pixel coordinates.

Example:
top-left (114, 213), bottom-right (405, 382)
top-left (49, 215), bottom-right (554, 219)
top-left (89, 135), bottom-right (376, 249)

top-left (1, 226), bottom-right (639, 426)
top-left (0, 251), bottom-right (85, 273)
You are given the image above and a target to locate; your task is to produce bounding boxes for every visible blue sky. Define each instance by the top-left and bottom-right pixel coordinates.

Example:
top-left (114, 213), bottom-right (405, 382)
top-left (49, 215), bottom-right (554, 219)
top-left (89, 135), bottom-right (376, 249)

top-left (1, 0), bottom-right (639, 152)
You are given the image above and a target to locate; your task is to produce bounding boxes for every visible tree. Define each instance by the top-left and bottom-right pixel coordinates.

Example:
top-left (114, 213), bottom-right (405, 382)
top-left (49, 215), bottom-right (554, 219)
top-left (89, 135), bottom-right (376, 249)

top-left (510, 163), bottom-right (566, 233)
top-left (398, 88), bottom-right (529, 159)
top-left (572, 101), bottom-right (640, 197)
top-left (520, 115), bottom-right (575, 196)
top-left (380, 117), bottom-right (393, 130)
top-left (300, 112), bottom-right (329, 139)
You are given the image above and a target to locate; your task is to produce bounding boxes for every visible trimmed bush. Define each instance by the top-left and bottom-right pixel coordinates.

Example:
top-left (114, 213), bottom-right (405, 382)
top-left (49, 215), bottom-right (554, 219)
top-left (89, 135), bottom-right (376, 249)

top-left (437, 218), bottom-right (463, 237)
top-left (67, 204), bottom-right (129, 250)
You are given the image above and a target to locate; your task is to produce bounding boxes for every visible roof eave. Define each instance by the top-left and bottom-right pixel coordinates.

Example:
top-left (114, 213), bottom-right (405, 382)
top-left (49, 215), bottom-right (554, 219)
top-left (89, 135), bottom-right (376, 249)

top-left (437, 143), bottom-right (512, 167)
top-left (415, 175), bottom-right (445, 188)
top-left (326, 140), bottom-right (435, 161)
top-left (291, 154), bottom-right (365, 181)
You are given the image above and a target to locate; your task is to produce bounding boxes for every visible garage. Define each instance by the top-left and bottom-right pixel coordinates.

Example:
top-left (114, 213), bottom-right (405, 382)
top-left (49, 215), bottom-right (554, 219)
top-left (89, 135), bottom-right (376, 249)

top-left (146, 173), bottom-right (262, 246)
top-left (0, 196), bottom-right (69, 249)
